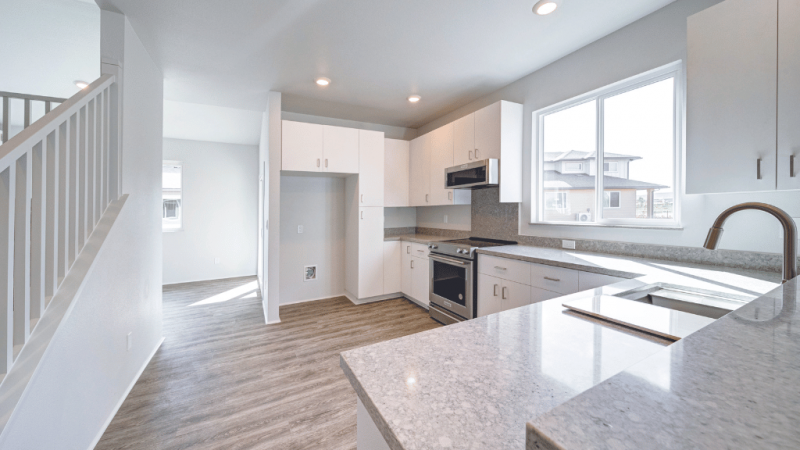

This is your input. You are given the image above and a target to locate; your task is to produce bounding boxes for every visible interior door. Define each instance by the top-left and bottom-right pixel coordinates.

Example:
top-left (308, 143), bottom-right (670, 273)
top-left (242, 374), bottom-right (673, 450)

top-left (281, 121), bottom-right (323, 171)
top-left (453, 113), bottom-right (475, 166)
top-left (359, 129), bottom-right (385, 206)
top-left (687, 0), bottom-right (778, 193)
top-left (429, 124), bottom-right (455, 205)
top-left (778, 0), bottom-right (800, 190)
top-left (323, 125), bottom-right (359, 173)
top-left (409, 134), bottom-right (431, 206)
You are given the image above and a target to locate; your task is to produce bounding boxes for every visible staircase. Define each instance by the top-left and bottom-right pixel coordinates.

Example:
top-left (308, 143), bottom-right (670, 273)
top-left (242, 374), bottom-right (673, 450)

top-left (0, 73), bottom-right (123, 420)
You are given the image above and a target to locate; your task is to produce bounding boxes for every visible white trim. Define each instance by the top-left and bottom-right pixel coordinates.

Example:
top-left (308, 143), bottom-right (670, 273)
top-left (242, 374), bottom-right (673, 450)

top-left (531, 60), bottom-right (683, 228)
top-left (88, 336), bottom-right (164, 450)
top-left (280, 293), bottom-right (347, 306)
top-left (344, 291), bottom-right (430, 310)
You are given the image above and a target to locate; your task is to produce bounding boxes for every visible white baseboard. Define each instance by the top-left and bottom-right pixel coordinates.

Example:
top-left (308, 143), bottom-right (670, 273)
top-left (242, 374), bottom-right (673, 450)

top-left (88, 336), bottom-right (164, 450)
top-left (346, 291), bottom-right (429, 310)
top-left (280, 294), bottom-right (347, 306)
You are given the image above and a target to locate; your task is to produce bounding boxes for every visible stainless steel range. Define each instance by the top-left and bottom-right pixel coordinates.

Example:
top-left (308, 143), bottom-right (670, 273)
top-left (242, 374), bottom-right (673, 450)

top-left (427, 237), bottom-right (517, 325)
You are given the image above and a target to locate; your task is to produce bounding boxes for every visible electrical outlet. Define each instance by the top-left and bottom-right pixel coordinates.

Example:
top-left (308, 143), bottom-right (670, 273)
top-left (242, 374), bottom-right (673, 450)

top-left (214, 258), bottom-right (220, 264)
top-left (444, 215), bottom-right (448, 224)
top-left (127, 332), bottom-right (132, 351)
top-left (298, 225), bottom-right (303, 234)
top-left (562, 240), bottom-right (576, 250)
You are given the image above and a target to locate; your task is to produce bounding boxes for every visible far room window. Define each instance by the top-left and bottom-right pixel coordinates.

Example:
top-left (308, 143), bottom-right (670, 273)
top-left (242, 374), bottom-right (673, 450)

top-left (163, 161), bottom-right (182, 231)
top-left (544, 192), bottom-right (568, 211)
top-left (604, 191), bottom-right (621, 208)
top-left (533, 61), bottom-right (681, 227)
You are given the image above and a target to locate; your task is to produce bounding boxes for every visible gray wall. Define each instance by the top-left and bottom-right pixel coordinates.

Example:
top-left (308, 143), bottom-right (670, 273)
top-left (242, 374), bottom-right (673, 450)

top-left (280, 175), bottom-right (347, 304)
top-left (281, 111), bottom-right (417, 141)
top-left (162, 138), bottom-right (258, 284)
top-left (416, 0), bottom-right (799, 256)
top-left (0, 13), bottom-right (164, 448)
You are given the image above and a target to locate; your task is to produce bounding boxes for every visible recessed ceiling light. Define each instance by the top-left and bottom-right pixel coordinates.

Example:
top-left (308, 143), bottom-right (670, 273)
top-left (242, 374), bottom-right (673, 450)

top-left (533, 0), bottom-right (559, 15)
top-left (315, 77), bottom-right (331, 86)
top-left (408, 95), bottom-right (421, 103)
top-left (74, 80), bottom-right (89, 89)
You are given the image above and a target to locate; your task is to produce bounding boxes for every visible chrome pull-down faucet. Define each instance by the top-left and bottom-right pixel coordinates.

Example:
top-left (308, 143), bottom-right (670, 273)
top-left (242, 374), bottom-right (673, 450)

top-left (703, 202), bottom-right (798, 283)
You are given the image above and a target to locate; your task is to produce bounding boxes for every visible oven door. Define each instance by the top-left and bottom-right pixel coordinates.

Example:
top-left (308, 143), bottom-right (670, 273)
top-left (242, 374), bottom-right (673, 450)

top-left (429, 254), bottom-right (473, 320)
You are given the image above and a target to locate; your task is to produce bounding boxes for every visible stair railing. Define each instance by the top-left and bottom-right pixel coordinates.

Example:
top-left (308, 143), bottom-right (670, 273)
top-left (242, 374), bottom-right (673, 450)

top-left (1, 92), bottom-right (67, 144)
top-left (0, 74), bottom-right (119, 379)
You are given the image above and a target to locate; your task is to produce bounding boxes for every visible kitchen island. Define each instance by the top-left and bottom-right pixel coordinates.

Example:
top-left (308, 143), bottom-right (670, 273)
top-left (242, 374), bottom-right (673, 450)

top-left (340, 244), bottom-right (793, 449)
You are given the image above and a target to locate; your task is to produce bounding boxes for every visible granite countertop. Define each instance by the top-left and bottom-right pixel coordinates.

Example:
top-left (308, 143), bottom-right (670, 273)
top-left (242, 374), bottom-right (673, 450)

top-left (341, 242), bottom-right (790, 449)
top-left (384, 234), bottom-right (452, 245)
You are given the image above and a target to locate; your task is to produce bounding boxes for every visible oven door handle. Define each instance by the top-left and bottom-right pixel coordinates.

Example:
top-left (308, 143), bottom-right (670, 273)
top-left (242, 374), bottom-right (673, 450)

top-left (429, 254), bottom-right (469, 266)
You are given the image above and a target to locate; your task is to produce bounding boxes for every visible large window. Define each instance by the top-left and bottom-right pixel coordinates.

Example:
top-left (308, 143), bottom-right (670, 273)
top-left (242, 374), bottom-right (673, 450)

top-left (162, 161), bottom-right (182, 231)
top-left (533, 62), bottom-right (681, 227)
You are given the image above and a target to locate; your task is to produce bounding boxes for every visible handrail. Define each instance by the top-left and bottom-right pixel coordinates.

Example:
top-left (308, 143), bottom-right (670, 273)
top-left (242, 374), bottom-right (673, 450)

top-left (0, 91), bottom-right (67, 104)
top-left (0, 73), bottom-right (119, 379)
top-left (1, 92), bottom-right (68, 145)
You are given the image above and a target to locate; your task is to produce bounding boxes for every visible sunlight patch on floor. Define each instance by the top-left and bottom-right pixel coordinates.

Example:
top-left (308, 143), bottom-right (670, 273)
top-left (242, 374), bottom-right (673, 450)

top-left (188, 280), bottom-right (260, 307)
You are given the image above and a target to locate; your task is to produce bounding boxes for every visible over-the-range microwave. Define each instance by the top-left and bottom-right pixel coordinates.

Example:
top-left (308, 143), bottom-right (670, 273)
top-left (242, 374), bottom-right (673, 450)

top-left (444, 159), bottom-right (499, 189)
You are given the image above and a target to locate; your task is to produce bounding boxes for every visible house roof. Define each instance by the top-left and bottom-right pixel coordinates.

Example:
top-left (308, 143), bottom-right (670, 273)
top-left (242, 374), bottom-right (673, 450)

top-left (543, 171), bottom-right (667, 190)
top-left (543, 150), bottom-right (642, 162)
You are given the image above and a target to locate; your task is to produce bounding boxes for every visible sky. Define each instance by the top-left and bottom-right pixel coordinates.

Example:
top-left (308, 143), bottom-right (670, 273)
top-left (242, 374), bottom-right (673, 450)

top-left (542, 77), bottom-right (675, 195)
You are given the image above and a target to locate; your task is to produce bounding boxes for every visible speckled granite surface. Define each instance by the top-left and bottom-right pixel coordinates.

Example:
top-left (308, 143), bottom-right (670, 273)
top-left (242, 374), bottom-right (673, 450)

top-left (526, 277), bottom-right (800, 450)
top-left (341, 242), bottom-right (787, 450)
top-left (383, 234), bottom-right (451, 244)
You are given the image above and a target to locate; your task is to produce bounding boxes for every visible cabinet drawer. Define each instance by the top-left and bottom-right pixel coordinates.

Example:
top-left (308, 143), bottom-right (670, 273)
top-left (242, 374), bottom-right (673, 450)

top-left (478, 255), bottom-right (530, 286)
top-left (411, 243), bottom-right (430, 259)
top-left (530, 263), bottom-right (580, 295)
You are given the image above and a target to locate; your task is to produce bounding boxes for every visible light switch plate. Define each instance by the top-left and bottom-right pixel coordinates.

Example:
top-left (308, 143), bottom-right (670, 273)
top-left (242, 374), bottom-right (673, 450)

top-left (214, 258), bottom-right (220, 264)
top-left (562, 240), bottom-right (576, 250)
top-left (127, 332), bottom-right (132, 351)
top-left (298, 225), bottom-right (303, 234)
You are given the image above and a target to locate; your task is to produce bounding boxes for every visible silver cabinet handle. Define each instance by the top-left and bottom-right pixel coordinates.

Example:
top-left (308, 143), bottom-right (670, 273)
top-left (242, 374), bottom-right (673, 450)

top-left (361, 211), bottom-right (364, 220)
top-left (791, 155), bottom-right (796, 178)
top-left (468, 150), bottom-right (473, 160)
top-left (757, 158), bottom-right (762, 180)
top-left (543, 276), bottom-right (560, 282)
top-left (407, 246), bottom-right (410, 254)
top-left (425, 194), bottom-right (429, 202)
top-left (475, 149), bottom-right (480, 159)
top-left (411, 260), bottom-right (414, 269)
top-left (361, 194), bottom-right (364, 203)
top-left (502, 286), bottom-right (508, 299)
top-left (317, 158), bottom-right (320, 167)
top-left (494, 266), bottom-right (507, 271)
top-left (493, 284), bottom-right (499, 296)
top-left (325, 158), bottom-right (328, 168)
top-left (417, 249), bottom-right (424, 253)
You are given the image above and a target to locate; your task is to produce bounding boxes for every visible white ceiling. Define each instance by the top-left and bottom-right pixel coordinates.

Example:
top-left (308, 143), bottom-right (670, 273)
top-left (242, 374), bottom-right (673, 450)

top-left (98, 0), bottom-right (676, 129)
top-left (164, 101), bottom-right (263, 146)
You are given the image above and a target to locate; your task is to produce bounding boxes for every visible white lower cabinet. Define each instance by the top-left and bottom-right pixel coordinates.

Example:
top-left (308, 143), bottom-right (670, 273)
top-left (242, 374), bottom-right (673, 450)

top-left (357, 207), bottom-right (385, 299)
top-left (478, 274), bottom-right (533, 317)
top-left (531, 286), bottom-right (563, 305)
top-left (410, 256), bottom-right (430, 306)
top-left (383, 241), bottom-right (401, 295)
top-left (401, 242), bottom-right (413, 296)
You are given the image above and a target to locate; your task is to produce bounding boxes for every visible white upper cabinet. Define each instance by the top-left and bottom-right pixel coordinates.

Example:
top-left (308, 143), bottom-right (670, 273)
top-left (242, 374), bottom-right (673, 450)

top-left (778, 0), bottom-right (800, 190)
top-left (474, 102), bottom-right (503, 161)
top-left (409, 134), bottom-right (431, 206)
top-left (687, 0), bottom-right (800, 193)
top-left (453, 113), bottom-right (475, 166)
top-left (323, 125), bottom-right (359, 173)
top-left (282, 120), bottom-right (323, 171)
top-left (429, 124), bottom-right (455, 205)
top-left (359, 129), bottom-right (385, 206)
top-left (384, 138), bottom-right (410, 207)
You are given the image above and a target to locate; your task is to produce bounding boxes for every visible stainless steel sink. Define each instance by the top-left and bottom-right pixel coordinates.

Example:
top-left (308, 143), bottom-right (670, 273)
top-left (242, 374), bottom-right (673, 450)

top-left (612, 283), bottom-right (754, 319)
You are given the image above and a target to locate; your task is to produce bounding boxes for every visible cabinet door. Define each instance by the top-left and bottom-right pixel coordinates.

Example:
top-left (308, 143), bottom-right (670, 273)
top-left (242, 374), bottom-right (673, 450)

top-left (411, 256), bottom-right (430, 306)
top-left (383, 241), bottom-right (402, 295)
top-left (401, 242), bottom-right (413, 296)
top-left (530, 286), bottom-right (562, 305)
top-left (687, 0), bottom-right (778, 194)
top-left (384, 138), bottom-right (410, 207)
top-left (477, 273), bottom-right (502, 317)
top-left (778, 0), bottom-right (800, 190)
top-left (499, 279), bottom-right (531, 312)
top-left (358, 207), bottom-right (384, 298)
top-left (453, 113), bottom-right (475, 166)
top-left (429, 124), bottom-right (455, 205)
top-left (409, 134), bottom-right (431, 206)
top-left (323, 125), bottom-right (359, 173)
top-left (282, 121), bottom-right (323, 171)
top-left (474, 102), bottom-right (502, 160)
top-left (359, 130), bottom-right (385, 206)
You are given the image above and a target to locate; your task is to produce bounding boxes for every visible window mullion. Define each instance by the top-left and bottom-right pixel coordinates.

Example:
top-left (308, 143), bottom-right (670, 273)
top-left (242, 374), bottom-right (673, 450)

top-left (595, 96), bottom-right (605, 224)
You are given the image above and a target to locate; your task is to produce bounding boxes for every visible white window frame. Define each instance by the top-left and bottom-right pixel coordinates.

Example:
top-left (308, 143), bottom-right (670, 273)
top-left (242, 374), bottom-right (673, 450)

top-left (544, 191), bottom-right (569, 212)
top-left (162, 160), bottom-right (183, 232)
top-left (531, 61), bottom-right (683, 228)
top-left (604, 191), bottom-right (621, 209)
top-left (603, 161), bottom-right (619, 173)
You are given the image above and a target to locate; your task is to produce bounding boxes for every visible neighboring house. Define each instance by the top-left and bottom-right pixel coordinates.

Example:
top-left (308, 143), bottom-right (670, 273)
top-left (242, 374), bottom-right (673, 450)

top-left (542, 150), bottom-right (667, 221)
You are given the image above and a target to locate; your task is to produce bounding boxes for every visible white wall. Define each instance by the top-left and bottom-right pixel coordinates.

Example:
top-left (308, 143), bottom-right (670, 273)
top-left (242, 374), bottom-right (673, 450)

top-left (264, 92), bottom-right (282, 323)
top-left (162, 138), bottom-right (258, 284)
top-left (416, 205), bottom-right (471, 231)
top-left (163, 100), bottom-right (263, 146)
top-left (384, 207), bottom-right (416, 228)
top-left (282, 111), bottom-right (417, 140)
top-left (280, 175), bottom-right (346, 304)
top-left (0, 12), bottom-right (164, 448)
top-left (417, 0), bottom-right (799, 255)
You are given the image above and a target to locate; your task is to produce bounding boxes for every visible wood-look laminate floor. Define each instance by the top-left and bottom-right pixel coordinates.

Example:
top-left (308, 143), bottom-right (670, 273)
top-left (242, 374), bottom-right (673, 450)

top-left (96, 276), bottom-right (440, 450)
